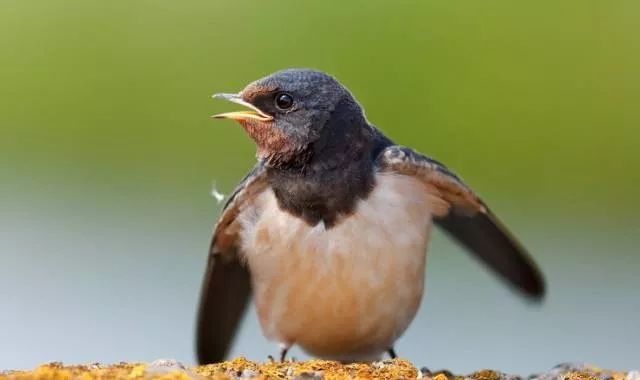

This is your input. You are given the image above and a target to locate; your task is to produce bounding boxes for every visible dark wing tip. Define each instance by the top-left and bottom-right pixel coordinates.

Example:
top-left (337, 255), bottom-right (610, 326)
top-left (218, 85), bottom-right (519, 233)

top-left (511, 256), bottom-right (546, 303)
top-left (436, 210), bottom-right (546, 302)
top-left (196, 257), bottom-right (251, 365)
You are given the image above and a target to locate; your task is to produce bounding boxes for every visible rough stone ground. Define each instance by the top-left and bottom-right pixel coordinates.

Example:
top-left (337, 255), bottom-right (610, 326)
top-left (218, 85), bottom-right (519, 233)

top-left (1, 358), bottom-right (637, 380)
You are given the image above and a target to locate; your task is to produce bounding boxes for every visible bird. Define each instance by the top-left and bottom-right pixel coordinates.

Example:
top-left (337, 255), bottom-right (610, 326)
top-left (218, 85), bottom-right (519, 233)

top-left (196, 68), bottom-right (545, 365)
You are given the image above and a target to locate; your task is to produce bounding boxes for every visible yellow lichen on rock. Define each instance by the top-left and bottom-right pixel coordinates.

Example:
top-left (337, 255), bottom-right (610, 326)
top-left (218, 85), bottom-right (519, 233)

top-left (3, 362), bottom-right (142, 380)
top-left (128, 364), bottom-right (148, 378)
top-left (468, 370), bottom-right (504, 380)
top-left (0, 359), bottom-right (634, 380)
top-left (195, 357), bottom-right (417, 380)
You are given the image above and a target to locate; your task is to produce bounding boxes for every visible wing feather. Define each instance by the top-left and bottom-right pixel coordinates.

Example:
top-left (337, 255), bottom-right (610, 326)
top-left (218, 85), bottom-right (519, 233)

top-left (376, 146), bottom-right (545, 300)
top-left (196, 164), bottom-right (268, 364)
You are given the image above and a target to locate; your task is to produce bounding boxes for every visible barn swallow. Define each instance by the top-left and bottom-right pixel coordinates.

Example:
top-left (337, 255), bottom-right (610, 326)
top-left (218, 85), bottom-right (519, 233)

top-left (196, 69), bottom-right (545, 364)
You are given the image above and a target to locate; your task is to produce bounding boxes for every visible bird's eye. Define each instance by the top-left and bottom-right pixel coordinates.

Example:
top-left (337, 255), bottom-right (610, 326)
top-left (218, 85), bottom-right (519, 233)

top-left (275, 92), bottom-right (294, 110)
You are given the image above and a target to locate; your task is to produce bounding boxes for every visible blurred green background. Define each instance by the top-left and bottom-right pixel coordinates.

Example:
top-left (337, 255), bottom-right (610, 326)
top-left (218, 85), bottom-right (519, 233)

top-left (1, 0), bottom-right (638, 373)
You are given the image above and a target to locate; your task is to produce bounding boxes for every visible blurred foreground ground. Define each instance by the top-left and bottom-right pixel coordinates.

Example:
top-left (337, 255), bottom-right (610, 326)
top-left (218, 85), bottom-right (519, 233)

top-left (1, 359), bottom-right (637, 380)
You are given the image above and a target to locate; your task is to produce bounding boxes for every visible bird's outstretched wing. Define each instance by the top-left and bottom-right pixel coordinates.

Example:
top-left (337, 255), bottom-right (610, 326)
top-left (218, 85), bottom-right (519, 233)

top-left (196, 163), bottom-right (269, 364)
top-left (376, 145), bottom-right (545, 300)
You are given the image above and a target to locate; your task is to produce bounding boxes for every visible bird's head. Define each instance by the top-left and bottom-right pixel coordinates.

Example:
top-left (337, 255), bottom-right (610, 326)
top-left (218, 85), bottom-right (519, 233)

top-left (212, 69), bottom-right (367, 168)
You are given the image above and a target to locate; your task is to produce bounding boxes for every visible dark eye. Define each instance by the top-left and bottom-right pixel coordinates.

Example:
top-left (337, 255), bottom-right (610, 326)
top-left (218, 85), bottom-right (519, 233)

top-left (275, 92), bottom-right (294, 110)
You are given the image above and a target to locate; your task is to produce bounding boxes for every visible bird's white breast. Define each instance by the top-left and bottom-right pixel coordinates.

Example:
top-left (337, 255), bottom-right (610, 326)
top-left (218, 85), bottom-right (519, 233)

top-left (238, 172), bottom-right (435, 361)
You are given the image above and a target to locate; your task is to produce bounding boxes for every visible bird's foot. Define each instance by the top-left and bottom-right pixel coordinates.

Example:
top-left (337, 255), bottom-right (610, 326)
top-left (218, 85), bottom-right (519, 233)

top-left (279, 342), bottom-right (291, 362)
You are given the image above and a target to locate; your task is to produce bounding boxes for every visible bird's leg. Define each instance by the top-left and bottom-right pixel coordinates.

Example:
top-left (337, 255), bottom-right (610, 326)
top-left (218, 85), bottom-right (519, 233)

top-left (279, 343), bottom-right (291, 362)
top-left (388, 348), bottom-right (397, 359)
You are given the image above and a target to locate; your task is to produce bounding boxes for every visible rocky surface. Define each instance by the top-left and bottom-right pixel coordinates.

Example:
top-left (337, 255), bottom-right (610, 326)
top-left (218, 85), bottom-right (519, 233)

top-left (0, 358), bottom-right (636, 380)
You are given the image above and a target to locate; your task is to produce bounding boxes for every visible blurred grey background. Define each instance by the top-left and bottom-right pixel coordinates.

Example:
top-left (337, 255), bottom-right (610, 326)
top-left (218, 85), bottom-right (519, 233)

top-left (1, 0), bottom-right (638, 374)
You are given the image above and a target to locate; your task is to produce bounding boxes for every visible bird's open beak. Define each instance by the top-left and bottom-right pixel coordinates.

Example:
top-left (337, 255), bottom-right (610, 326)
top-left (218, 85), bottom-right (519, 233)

top-left (211, 93), bottom-right (273, 122)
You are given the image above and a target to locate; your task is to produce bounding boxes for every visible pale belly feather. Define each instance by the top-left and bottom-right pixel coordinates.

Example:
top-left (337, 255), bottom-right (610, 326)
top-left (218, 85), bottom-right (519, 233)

top-left (238, 172), bottom-right (436, 361)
